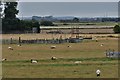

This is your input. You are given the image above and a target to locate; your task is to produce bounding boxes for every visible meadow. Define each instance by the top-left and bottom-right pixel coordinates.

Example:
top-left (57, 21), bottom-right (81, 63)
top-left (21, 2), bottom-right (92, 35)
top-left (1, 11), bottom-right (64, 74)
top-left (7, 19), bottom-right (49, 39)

top-left (2, 34), bottom-right (119, 78)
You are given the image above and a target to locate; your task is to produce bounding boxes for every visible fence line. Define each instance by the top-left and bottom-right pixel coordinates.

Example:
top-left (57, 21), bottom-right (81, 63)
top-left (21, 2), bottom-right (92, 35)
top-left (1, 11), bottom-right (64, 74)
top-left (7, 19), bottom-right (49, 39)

top-left (2, 37), bottom-right (83, 44)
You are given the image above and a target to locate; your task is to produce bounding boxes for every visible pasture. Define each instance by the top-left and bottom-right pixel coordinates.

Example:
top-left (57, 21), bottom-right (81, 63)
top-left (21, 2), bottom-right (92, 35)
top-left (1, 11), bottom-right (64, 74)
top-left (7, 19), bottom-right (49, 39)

top-left (2, 34), bottom-right (118, 78)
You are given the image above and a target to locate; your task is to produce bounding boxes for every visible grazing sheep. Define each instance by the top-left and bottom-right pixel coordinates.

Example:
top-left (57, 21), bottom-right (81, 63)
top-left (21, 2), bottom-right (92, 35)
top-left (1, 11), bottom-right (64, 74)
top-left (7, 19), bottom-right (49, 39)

top-left (100, 43), bottom-right (104, 46)
top-left (96, 69), bottom-right (101, 77)
top-left (17, 44), bottom-right (21, 46)
top-left (8, 47), bottom-right (13, 50)
top-left (51, 57), bottom-right (57, 60)
top-left (2, 58), bottom-right (7, 61)
top-left (51, 46), bottom-right (56, 49)
top-left (31, 59), bottom-right (38, 63)
top-left (74, 61), bottom-right (82, 65)
top-left (67, 45), bottom-right (71, 48)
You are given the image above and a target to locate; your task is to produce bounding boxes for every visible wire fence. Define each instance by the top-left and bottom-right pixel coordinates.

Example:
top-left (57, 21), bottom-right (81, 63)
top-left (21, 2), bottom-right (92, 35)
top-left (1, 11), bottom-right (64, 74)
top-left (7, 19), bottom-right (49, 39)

top-left (1, 37), bottom-right (83, 44)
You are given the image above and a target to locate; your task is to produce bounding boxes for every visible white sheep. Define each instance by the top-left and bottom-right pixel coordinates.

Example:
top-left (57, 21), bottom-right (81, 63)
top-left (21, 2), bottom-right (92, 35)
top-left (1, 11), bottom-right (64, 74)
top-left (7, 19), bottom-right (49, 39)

top-left (8, 46), bottom-right (13, 50)
top-left (51, 57), bottom-right (57, 60)
top-left (51, 46), bottom-right (56, 49)
top-left (2, 58), bottom-right (7, 61)
top-left (31, 59), bottom-right (38, 63)
top-left (17, 44), bottom-right (21, 46)
top-left (74, 61), bottom-right (82, 65)
top-left (96, 69), bottom-right (101, 77)
top-left (100, 43), bottom-right (104, 46)
top-left (67, 45), bottom-right (71, 48)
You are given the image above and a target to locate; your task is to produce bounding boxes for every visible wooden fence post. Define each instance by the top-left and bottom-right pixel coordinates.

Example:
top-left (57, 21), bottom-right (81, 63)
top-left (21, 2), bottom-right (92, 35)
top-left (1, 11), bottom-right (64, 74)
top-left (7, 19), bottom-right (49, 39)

top-left (10, 38), bottom-right (12, 44)
top-left (19, 37), bottom-right (21, 46)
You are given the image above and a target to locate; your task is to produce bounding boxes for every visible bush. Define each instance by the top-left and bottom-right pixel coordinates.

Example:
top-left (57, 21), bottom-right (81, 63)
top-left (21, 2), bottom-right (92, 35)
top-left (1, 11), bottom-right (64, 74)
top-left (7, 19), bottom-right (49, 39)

top-left (113, 25), bottom-right (120, 33)
top-left (20, 20), bottom-right (40, 33)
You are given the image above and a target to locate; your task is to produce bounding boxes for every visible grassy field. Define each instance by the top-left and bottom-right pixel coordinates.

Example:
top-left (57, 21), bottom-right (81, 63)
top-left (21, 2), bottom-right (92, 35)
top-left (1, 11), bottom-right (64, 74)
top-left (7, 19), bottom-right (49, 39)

top-left (2, 35), bottom-right (118, 78)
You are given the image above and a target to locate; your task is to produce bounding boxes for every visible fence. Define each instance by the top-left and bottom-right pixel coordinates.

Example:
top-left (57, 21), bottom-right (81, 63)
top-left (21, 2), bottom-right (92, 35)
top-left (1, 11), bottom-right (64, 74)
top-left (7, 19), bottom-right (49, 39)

top-left (2, 37), bottom-right (83, 44)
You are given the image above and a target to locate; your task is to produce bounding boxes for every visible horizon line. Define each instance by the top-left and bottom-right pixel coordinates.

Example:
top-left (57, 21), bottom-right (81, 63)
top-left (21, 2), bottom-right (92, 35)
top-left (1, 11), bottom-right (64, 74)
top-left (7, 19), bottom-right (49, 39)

top-left (17, 16), bottom-right (118, 18)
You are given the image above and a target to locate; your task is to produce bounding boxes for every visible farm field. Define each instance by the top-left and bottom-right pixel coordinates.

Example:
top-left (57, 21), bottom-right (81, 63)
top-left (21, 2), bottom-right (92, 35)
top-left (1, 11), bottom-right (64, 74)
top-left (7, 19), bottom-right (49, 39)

top-left (2, 34), bottom-right (119, 78)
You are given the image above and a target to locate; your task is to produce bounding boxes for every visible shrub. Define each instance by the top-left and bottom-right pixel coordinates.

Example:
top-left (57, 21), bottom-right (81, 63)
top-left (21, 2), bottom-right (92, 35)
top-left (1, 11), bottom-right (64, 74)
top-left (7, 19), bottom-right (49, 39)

top-left (113, 25), bottom-right (120, 33)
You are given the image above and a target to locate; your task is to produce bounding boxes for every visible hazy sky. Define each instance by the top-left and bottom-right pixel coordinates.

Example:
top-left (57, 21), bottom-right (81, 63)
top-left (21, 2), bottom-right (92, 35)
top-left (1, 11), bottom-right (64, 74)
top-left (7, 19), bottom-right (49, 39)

top-left (17, 2), bottom-right (118, 17)
top-left (18, 0), bottom-right (119, 2)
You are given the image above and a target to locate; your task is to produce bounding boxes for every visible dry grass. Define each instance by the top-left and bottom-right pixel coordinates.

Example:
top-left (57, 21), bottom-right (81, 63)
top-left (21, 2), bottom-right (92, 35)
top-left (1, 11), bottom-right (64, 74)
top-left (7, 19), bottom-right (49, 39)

top-left (2, 37), bottom-right (118, 78)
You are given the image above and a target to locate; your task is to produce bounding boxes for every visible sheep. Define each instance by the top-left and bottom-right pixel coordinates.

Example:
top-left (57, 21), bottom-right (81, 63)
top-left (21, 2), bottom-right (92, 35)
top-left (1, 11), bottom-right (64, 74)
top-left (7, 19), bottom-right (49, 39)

top-left (31, 59), bottom-right (38, 63)
top-left (17, 44), bottom-right (21, 47)
top-left (100, 43), bottom-right (104, 47)
top-left (96, 69), bottom-right (101, 77)
top-left (51, 57), bottom-right (57, 60)
top-left (8, 46), bottom-right (13, 50)
top-left (67, 45), bottom-right (71, 48)
top-left (2, 58), bottom-right (7, 61)
top-left (51, 46), bottom-right (56, 49)
top-left (74, 61), bottom-right (82, 65)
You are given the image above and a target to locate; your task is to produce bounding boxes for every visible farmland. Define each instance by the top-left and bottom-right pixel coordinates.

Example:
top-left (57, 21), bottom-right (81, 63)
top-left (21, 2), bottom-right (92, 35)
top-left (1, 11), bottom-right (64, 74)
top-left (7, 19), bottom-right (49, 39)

top-left (1, 1), bottom-right (119, 78)
top-left (2, 33), bottom-right (119, 78)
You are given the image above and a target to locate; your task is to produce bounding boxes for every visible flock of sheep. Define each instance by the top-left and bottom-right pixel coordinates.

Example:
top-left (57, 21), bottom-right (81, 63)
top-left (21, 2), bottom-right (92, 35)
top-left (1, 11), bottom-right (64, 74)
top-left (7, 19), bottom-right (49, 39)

top-left (2, 38), bottom-right (105, 77)
top-left (2, 39), bottom-right (105, 64)
top-left (2, 44), bottom-right (83, 65)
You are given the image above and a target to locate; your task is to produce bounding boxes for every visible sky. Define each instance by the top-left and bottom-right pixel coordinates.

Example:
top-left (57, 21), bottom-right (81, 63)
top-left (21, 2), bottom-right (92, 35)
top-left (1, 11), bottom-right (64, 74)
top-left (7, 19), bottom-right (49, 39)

top-left (17, 2), bottom-right (118, 17)
top-left (18, 0), bottom-right (119, 2)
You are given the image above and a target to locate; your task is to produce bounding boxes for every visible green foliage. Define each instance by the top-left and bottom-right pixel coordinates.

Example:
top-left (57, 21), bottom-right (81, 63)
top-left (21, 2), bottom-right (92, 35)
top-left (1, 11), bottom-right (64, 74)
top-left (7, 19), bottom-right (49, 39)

top-left (19, 20), bottom-right (40, 33)
top-left (40, 20), bottom-right (54, 26)
top-left (32, 21), bottom-right (40, 33)
top-left (113, 25), bottom-right (120, 33)
top-left (2, 18), bottom-right (21, 32)
top-left (2, 2), bottom-right (20, 33)
top-left (2, 2), bottom-right (40, 33)
top-left (4, 2), bottom-right (19, 19)
top-left (19, 20), bottom-right (33, 31)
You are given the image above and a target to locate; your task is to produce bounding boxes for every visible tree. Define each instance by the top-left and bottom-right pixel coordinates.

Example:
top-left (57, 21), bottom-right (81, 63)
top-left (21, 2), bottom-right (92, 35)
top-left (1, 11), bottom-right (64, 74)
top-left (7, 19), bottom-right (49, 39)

top-left (19, 20), bottom-right (33, 31)
top-left (0, 1), bottom-right (2, 18)
top-left (113, 25), bottom-right (120, 33)
top-left (73, 17), bottom-right (79, 22)
top-left (4, 2), bottom-right (19, 19)
top-left (2, 1), bottom-right (20, 33)
top-left (32, 21), bottom-right (40, 33)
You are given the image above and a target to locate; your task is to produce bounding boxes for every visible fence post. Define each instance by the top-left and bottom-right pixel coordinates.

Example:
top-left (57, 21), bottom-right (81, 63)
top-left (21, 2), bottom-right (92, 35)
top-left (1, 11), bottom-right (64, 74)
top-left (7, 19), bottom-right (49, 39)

top-left (19, 37), bottom-right (21, 46)
top-left (10, 38), bottom-right (12, 44)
